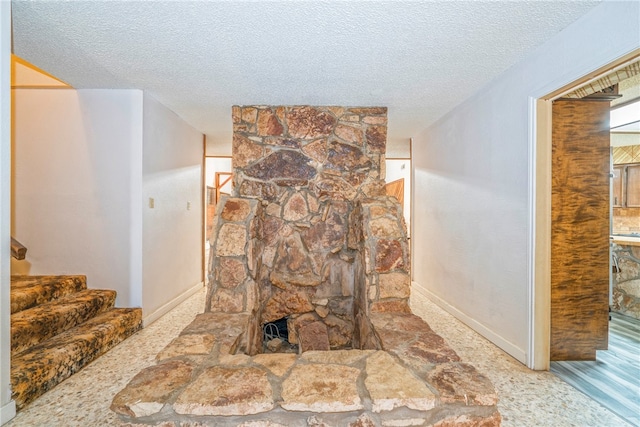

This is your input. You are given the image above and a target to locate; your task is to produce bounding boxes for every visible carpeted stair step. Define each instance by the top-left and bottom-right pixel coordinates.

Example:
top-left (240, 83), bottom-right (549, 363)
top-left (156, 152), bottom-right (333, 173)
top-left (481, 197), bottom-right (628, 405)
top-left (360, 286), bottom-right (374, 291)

top-left (10, 275), bottom-right (87, 314)
top-left (11, 307), bottom-right (143, 410)
top-left (11, 289), bottom-right (117, 355)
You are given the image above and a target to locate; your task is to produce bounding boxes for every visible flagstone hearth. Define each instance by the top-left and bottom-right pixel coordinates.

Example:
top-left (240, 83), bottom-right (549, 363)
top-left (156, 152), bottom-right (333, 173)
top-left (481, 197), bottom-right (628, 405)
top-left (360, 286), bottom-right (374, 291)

top-left (111, 106), bottom-right (501, 426)
top-left (111, 311), bottom-right (500, 426)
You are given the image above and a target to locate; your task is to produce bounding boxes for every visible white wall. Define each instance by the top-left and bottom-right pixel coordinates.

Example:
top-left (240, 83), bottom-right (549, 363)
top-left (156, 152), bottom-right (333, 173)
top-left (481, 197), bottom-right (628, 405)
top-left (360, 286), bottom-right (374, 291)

top-left (205, 135), bottom-right (231, 157)
top-left (142, 93), bottom-right (203, 324)
top-left (611, 132), bottom-right (640, 147)
top-left (12, 89), bottom-right (144, 308)
top-left (12, 88), bottom-right (204, 322)
top-left (386, 138), bottom-right (411, 159)
top-left (412, 1), bottom-right (640, 364)
top-left (1, 2), bottom-right (16, 423)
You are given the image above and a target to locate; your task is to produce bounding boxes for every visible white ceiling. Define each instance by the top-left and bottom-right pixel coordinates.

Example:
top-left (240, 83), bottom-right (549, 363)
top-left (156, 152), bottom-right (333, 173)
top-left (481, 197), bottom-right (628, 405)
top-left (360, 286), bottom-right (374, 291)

top-left (11, 0), bottom-right (602, 149)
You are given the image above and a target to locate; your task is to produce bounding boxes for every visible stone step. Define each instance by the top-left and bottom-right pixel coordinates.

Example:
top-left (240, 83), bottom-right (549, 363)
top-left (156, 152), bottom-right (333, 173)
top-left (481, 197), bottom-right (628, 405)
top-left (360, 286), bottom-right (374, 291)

top-left (11, 307), bottom-right (142, 410)
top-left (11, 289), bottom-right (117, 356)
top-left (10, 275), bottom-right (87, 314)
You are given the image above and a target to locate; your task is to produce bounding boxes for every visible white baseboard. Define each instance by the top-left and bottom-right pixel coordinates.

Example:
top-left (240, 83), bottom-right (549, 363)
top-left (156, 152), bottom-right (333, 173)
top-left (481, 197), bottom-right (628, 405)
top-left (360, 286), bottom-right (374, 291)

top-left (142, 281), bottom-right (204, 327)
top-left (0, 399), bottom-right (16, 425)
top-left (412, 282), bottom-right (527, 364)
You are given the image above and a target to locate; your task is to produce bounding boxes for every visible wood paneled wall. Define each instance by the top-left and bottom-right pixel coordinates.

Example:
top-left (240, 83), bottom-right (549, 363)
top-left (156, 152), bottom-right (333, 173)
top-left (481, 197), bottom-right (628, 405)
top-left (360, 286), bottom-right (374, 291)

top-left (551, 99), bottom-right (611, 361)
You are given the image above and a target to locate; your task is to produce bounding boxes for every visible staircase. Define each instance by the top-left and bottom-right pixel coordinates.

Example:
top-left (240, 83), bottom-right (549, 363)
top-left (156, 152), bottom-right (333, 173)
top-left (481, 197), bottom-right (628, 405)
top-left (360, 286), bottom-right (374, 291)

top-left (9, 275), bottom-right (142, 410)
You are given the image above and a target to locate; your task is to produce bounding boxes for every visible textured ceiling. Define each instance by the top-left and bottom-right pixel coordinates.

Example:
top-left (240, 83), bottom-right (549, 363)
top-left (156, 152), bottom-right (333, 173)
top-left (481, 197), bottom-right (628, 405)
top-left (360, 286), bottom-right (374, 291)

top-left (11, 1), bottom-right (602, 149)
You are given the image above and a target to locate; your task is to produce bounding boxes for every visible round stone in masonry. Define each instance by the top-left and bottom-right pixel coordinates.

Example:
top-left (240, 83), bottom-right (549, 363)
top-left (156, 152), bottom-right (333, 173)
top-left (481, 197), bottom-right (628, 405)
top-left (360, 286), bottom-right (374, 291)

top-left (243, 150), bottom-right (317, 182)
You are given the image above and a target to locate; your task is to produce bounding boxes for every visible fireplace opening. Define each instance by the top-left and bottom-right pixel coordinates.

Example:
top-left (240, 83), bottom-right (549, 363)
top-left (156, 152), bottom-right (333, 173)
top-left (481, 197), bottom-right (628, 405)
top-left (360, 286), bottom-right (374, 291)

top-left (262, 317), bottom-right (298, 353)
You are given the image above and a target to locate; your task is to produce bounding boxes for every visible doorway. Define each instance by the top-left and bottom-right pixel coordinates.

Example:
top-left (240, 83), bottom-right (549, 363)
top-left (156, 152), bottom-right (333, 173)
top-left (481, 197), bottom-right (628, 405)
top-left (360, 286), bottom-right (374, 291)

top-left (532, 52), bottom-right (640, 366)
top-left (533, 55), bottom-right (640, 424)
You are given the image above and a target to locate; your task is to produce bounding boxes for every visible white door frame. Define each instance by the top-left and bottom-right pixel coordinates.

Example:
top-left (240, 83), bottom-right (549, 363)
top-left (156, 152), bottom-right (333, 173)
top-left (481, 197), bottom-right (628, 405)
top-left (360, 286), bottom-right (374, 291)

top-left (0, 1), bottom-right (17, 423)
top-left (527, 51), bottom-right (640, 370)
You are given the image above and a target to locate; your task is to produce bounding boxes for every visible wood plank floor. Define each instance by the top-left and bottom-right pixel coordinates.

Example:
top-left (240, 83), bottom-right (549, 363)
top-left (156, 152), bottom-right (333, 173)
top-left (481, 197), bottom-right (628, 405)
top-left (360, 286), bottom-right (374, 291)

top-left (551, 312), bottom-right (640, 426)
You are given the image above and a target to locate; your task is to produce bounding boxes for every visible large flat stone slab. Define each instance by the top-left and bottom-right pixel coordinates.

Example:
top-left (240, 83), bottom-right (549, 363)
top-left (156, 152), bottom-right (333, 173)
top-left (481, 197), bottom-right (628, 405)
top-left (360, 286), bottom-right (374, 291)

top-left (365, 351), bottom-right (436, 413)
top-left (252, 353), bottom-right (297, 377)
top-left (301, 349), bottom-right (373, 365)
top-left (432, 411), bottom-right (502, 427)
top-left (173, 366), bottom-right (274, 416)
top-left (156, 333), bottom-right (215, 361)
top-left (281, 364), bottom-right (363, 412)
top-left (111, 360), bottom-right (195, 418)
top-left (427, 363), bottom-right (498, 406)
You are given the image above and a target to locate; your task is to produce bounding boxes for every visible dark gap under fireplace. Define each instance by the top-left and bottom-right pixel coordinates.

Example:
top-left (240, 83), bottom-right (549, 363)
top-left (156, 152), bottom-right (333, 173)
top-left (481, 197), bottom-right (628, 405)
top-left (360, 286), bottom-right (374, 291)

top-left (262, 317), bottom-right (294, 353)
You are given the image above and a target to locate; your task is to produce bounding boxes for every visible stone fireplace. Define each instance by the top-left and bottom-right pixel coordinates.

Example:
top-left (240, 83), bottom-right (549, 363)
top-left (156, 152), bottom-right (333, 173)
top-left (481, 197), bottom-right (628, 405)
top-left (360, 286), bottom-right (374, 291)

top-left (111, 106), bottom-right (501, 427)
top-left (206, 106), bottom-right (411, 355)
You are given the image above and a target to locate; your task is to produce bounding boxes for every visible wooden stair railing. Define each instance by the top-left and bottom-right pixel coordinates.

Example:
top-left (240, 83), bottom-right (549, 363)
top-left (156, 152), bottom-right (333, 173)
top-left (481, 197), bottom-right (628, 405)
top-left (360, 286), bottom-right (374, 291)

top-left (215, 172), bottom-right (233, 205)
top-left (11, 237), bottom-right (27, 260)
top-left (385, 178), bottom-right (404, 205)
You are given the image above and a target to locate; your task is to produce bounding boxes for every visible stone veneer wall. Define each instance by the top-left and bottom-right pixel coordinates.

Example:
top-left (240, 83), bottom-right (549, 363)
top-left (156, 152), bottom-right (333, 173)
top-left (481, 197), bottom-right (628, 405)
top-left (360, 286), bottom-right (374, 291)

top-left (206, 106), bottom-right (411, 353)
top-left (612, 243), bottom-right (640, 319)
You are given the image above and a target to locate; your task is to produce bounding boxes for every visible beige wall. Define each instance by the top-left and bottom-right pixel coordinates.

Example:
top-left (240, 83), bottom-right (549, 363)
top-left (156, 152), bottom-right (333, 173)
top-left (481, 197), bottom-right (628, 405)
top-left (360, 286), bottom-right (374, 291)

top-left (142, 93), bottom-right (204, 324)
top-left (11, 88), bottom-right (204, 325)
top-left (412, 1), bottom-right (640, 366)
top-left (12, 89), bottom-right (144, 307)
